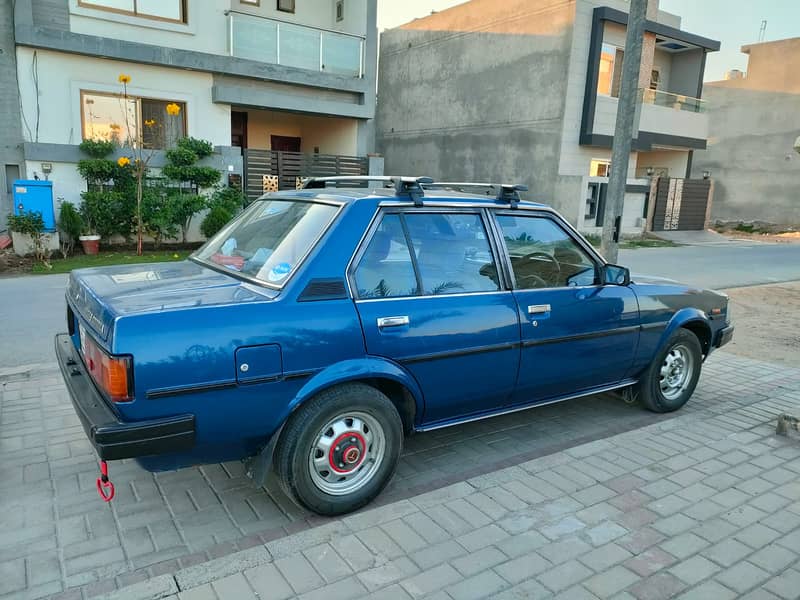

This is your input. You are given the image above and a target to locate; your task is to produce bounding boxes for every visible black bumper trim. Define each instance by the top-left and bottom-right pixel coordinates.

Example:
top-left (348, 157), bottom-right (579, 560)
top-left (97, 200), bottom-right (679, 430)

top-left (55, 334), bottom-right (196, 461)
top-left (714, 324), bottom-right (734, 348)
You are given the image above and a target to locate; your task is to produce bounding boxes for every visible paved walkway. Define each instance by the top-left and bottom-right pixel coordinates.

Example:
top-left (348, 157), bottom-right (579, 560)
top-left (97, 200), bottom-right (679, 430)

top-left (1, 351), bottom-right (799, 599)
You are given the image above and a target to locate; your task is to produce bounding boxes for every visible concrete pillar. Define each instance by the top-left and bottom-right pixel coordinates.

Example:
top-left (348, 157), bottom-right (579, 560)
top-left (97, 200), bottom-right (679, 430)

top-left (367, 155), bottom-right (384, 176)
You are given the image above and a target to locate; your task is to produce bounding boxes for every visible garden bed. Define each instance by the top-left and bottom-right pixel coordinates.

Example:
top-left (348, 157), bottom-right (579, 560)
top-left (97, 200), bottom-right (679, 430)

top-left (0, 247), bottom-right (195, 275)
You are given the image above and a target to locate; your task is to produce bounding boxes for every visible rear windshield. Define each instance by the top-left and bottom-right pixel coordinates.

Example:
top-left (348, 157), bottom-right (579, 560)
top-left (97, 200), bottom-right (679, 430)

top-left (193, 199), bottom-right (340, 287)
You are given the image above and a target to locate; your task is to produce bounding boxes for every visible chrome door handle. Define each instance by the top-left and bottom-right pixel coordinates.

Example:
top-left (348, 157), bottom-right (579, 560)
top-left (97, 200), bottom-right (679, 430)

top-left (528, 304), bottom-right (551, 315)
top-left (377, 315), bottom-right (410, 328)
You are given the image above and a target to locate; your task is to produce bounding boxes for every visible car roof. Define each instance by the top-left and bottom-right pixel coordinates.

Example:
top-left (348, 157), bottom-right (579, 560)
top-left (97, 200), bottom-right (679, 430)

top-left (264, 187), bottom-right (551, 210)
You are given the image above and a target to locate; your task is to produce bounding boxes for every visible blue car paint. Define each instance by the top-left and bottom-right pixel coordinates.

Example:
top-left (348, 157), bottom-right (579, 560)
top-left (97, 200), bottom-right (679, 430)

top-left (63, 190), bottom-right (731, 473)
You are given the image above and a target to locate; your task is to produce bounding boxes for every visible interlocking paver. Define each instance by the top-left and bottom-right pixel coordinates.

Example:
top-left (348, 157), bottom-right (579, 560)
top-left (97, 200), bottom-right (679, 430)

top-left (627, 572), bottom-right (686, 600)
top-left (494, 552), bottom-right (552, 584)
top-left (582, 565), bottom-right (640, 597)
top-left (676, 580), bottom-right (738, 600)
top-left (243, 563), bottom-right (294, 600)
top-left (538, 560), bottom-right (594, 593)
top-left (668, 554), bottom-right (722, 585)
top-left (715, 561), bottom-right (771, 594)
top-left (702, 538), bottom-right (753, 568)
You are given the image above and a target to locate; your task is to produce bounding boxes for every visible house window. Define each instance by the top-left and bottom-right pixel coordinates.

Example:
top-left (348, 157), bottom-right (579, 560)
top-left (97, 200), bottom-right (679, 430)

top-left (597, 43), bottom-right (624, 98)
top-left (78, 0), bottom-right (187, 23)
top-left (650, 68), bottom-right (661, 91)
top-left (277, 0), bottom-right (295, 13)
top-left (336, 0), bottom-right (344, 21)
top-left (240, 0), bottom-right (259, 4)
top-left (81, 91), bottom-right (186, 149)
top-left (590, 159), bottom-right (611, 177)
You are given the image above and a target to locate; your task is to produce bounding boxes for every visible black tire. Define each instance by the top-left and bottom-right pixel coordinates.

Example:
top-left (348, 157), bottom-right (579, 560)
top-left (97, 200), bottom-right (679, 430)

top-left (274, 383), bottom-right (403, 516)
top-left (636, 328), bottom-right (703, 413)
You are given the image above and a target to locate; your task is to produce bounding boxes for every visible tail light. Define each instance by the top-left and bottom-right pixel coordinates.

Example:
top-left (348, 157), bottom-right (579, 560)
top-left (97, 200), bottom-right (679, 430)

top-left (81, 330), bottom-right (133, 403)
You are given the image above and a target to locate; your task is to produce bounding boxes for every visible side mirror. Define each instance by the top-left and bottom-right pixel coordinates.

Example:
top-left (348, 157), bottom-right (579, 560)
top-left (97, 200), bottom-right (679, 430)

top-left (602, 264), bottom-right (630, 286)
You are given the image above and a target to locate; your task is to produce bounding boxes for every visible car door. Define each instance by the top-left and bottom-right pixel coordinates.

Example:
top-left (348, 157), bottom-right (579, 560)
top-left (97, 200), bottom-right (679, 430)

top-left (351, 209), bottom-right (521, 425)
top-left (491, 211), bottom-right (640, 405)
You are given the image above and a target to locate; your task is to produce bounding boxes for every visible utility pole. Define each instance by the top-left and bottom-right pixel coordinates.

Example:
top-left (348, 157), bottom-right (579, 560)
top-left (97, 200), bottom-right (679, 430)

top-left (600, 0), bottom-right (648, 264)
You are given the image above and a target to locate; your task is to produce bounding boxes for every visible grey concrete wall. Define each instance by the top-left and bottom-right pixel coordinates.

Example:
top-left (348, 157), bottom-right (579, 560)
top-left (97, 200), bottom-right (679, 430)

top-left (669, 48), bottom-right (703, 97)
top-left (31, 0), bottom-right (68, 29)
top-left (375, 0), bottom-right (575, 203)
top-left (692, 85), bottom-right (800, 224)
top-left (1, 0), bottom-right (25, 231)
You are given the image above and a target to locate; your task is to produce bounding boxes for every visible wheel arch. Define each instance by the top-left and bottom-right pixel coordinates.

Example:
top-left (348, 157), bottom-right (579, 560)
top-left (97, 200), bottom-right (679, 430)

top-left (661, 308), bottom-right (712, 356)
top-left (290, 357), bottom-right (423, 432)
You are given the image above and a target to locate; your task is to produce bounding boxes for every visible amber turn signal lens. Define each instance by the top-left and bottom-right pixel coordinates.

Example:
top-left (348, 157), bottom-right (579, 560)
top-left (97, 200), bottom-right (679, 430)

top-left (81, 331), bottom-right (133, 402)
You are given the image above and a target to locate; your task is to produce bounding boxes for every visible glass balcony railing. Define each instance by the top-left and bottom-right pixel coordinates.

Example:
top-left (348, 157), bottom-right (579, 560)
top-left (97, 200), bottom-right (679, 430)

top-left (641, 88), bottom-right (705, 113)
top-left (227, 11), bottom-right (364, 77)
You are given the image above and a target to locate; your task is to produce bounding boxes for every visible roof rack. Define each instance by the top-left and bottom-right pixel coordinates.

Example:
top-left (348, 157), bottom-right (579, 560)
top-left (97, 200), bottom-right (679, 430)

top-left (421, 182), bottom-right (528, 208)
top-left (302, 176), bottom-right (434, 207)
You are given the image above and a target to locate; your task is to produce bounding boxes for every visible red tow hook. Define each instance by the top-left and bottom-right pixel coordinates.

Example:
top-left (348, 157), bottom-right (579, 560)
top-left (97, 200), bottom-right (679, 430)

top-left (96, 460), bottom-right (115, 502)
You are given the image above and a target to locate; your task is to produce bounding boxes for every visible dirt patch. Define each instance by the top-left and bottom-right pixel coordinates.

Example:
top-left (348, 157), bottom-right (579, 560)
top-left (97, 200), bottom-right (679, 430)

top-left (0, 249), bottom-right (34, 275)
top-left (721, 281), bottom-right (800, 368)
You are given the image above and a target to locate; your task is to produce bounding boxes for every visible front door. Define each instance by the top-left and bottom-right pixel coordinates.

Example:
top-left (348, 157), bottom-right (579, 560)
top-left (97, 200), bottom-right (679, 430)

top-left (351, 210), bottom-right (520, 425)
top-left (231, 111), bottom-right (248, 149)
top-left (271, 135), bottom-right (301, 153)
top-left (492, 212), bottom-right (640, 405)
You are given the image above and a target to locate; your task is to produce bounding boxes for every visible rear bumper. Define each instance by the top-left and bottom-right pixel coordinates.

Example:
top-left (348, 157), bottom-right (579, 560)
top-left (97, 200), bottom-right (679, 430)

top-left (714, 324), bottom-right (734, 349)
top-left (55, 334), bottom-right (195, 460)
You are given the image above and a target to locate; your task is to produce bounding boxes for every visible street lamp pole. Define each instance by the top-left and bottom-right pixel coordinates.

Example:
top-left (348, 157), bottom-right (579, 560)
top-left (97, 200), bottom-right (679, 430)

top-left (599, 0), bottom-right (648, 263)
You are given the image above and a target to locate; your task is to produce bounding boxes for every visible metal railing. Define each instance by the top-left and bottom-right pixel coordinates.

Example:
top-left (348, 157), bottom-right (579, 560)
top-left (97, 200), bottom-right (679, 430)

top-left (227, 11), bottom-right (364, 77)
top-left (641, 88), bottom-right (705, 113)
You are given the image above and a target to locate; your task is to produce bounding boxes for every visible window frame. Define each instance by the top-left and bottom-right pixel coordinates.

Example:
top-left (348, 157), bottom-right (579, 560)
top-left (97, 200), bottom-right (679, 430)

top-left (277, 0), bottom-right (296, 13)
top-left (77, 0), bottom-right (187, 24)
top-left (349, 207), bottom-right (508, 301)
top-left (335, 0), bottom-right (344, 22)
top-left (490, 210), bottom-right (602, 291)
top-left (80, 89), bottom-right (188, 149)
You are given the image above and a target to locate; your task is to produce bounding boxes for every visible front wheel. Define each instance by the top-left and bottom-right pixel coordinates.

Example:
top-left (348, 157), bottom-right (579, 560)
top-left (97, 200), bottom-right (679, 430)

top-left (636, 328), bottom-right (703, 413)
top-left (274, 383), bottom-right (403, 516)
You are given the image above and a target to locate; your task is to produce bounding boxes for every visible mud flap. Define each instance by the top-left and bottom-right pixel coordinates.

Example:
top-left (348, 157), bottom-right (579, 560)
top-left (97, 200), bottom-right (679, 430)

top-left (244, 424), bottom-right (284, 487)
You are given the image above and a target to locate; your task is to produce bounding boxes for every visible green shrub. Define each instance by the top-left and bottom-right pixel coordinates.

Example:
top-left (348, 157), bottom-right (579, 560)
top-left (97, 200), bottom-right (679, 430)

top-left (162, 165), bottom-right (220, 189)
top-left (81, 190), bottom-right (136, 240)
top-left (141, 187), bottom-right (178, 247)
top-left (77, 159), bottom-right (117, 184)
top-left (210, 186), bottom-right (246, 213)
top-left (176, 137), bottom-right (214, 159)
top-left (201, 205), bottom-right (234, 238)
top-left (166, 192), bottom-right (207, 243)
top-left (8, 211), bottom-right (50, 263)
top-left (57, 201), bottom-right (84, 257)
top-left (164, 146), bottom-right (197, 167)
top-left (79, 139), bottom-right (115, 159)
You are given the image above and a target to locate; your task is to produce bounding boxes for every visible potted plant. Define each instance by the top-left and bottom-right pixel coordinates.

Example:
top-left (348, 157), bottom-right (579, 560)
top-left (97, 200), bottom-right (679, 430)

top-left (78, 203), bottom-right (101, 255)
top-left (57, 201), bottom-right (84, 258)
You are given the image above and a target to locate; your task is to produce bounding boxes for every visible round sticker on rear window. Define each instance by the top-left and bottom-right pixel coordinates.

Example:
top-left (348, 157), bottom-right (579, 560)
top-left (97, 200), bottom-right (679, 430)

top-left (267, 261), bottom-right (292, 282)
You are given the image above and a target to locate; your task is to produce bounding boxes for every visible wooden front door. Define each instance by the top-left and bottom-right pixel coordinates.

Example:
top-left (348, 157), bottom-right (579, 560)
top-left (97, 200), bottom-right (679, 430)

top-left (271, 135), bottom-right (301, 153)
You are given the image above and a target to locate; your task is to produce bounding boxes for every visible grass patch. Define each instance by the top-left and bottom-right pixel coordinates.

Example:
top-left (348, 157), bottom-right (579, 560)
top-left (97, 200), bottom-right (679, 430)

top-left (734, 223), bottom-right (758, 234)
top-left (581, 233), bottom-right (676, 249)
top-left (32, 250), bottom-right (191, 274)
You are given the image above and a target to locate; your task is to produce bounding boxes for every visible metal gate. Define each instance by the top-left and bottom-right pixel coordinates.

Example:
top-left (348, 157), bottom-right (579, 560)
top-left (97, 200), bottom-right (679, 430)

top-left (243, 150), bottom-right (368, 201)
top-left (652, 178), bottom-right (711, 231)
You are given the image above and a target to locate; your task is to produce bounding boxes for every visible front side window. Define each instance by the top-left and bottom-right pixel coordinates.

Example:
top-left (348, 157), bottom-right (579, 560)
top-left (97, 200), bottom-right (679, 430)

top-left (81, 92), bottom-right (186, 149)
top-left (194, 199), bottom-right (340, 287)
top-left (78, 0), bottom-right (186, 23)
top-left (497, 215), bottom-right (597, 289)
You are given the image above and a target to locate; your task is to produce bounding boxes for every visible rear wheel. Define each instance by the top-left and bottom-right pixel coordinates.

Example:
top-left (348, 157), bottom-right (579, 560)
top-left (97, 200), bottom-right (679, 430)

top-left (636, 328), bottom-right (703, 413)
top-left (274, 383), bottom-right (403, 516)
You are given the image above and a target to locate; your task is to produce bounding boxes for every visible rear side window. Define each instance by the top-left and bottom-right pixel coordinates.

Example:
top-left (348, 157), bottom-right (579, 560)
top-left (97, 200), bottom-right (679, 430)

top-left (405, 213), bottom-right (499, 295)
top-left (353, 212), bottom-right (500, 298)
top-left (354, 214), bottom-right (418, 298)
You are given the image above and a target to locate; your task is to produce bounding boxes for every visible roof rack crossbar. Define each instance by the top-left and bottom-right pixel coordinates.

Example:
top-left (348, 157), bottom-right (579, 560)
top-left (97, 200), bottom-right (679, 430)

top-left (302, 176), bottom-right (434, 206)
top-left (422, 181), bottom-right (528, 208)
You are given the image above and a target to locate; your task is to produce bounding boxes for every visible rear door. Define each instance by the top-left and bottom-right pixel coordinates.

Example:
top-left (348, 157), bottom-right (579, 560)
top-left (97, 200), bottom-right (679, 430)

top-left (351, 209), bottom-right (521, 426)
top-left (490, 211), bottom-right (640, 405)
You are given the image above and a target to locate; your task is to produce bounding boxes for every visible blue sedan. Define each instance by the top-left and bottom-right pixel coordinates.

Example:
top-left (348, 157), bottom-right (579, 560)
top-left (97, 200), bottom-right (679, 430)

top-left (56, 177), bottom-right (733, 515)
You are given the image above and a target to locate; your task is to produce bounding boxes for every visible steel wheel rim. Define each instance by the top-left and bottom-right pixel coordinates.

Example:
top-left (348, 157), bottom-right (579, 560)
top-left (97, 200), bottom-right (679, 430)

top-left (308, 411), bottom-right (385, 496)
top-left (659, 344), bottom-right (694, 401)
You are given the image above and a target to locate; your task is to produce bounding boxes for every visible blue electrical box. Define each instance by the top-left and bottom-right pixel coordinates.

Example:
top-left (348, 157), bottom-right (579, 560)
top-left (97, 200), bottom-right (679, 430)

top-left (13, 180), bottom-right (55, 232)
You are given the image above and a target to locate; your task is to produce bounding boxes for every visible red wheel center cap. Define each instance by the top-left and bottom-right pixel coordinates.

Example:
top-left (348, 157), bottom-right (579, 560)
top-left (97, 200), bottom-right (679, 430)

top-left (344, 447), bottom-right (360, 464)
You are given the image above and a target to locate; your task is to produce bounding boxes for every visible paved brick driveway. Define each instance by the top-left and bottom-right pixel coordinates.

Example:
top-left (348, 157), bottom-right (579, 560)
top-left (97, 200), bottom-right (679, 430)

top-left (0, 350), bottom-right (797, 599)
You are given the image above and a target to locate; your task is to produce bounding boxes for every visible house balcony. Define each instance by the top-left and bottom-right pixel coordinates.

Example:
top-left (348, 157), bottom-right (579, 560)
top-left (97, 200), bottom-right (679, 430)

top-left (590, 89), bottom-right (709, 149)
top-left (227, 11), bottom-right (365, 78)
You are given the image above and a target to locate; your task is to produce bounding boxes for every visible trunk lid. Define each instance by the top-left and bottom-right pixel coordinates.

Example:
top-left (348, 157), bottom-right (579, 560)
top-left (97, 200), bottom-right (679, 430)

top-left (68, 260), bottom-right (274, 344)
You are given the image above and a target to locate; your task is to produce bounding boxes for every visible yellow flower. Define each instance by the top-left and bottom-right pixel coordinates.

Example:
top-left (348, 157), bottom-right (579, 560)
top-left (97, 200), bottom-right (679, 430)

top-left (144, 119), bottom-right (156, 127)
top-left (165, 103), bottom-right (181, 116)
top-left (117, 156), bottom-right (131, 167)
top-left (118, 74), bottom-right (131, 84)
top-left (109, 123), bottom-right (120, 131)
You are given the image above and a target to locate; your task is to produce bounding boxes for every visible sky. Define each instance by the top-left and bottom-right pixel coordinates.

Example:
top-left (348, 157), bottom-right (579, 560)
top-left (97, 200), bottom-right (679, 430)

top-left (376, 0), bottom-right (800, 82)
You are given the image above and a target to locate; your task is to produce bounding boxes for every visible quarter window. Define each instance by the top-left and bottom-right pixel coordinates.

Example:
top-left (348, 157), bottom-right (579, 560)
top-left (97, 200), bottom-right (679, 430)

top-left (497, 215), bottom-right (597, 289)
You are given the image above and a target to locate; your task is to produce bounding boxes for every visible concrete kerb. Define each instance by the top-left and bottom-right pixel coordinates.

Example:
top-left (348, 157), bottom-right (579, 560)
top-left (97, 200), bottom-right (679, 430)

top-left (92, 398), bottom-right (799, 600)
